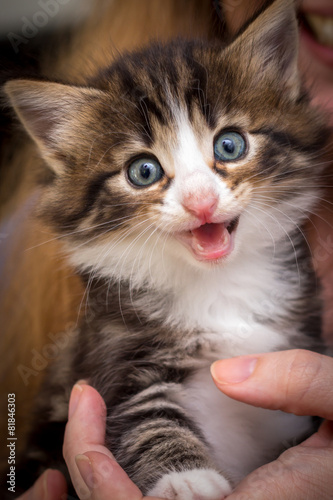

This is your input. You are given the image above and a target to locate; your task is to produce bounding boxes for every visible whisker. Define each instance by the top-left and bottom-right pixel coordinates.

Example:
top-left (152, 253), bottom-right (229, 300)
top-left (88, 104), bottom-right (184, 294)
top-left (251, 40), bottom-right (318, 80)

top-left (114, 221), bottom-right (157, 323)
top-left (76, 217), bottom-right (151, 319)
top-left (24, 212), bottom-right (150, 251)
top-left (245, 158), bottom-right (332, 187)
top-left (253, 193), bottom-right (333, 233)
top-left (249, 203), bottom-right (301, 287)
top-left (252, 199), bottom-right (313, 260)
top-left (242, 206), bottom-right (277, 256)
top-left (127, 223), bottom-right (163, 313)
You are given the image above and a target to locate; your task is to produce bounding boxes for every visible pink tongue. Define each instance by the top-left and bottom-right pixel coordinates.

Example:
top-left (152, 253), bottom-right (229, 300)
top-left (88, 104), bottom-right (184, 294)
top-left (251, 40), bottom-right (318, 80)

top-left (191, 223), bottom-right (229, 252)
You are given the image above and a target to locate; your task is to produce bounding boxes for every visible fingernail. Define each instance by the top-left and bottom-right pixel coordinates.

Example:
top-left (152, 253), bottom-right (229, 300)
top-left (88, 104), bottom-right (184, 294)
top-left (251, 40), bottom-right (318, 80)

top-left (76, 379), bottom-right (88, 385)
top-left (75, 454), bottom-right (95, 491)
top-left (68, 383), bottom-right (84, 419)
top-left (42, 469), bottom-right (62, 500)
top-left (211, 357), bottom-right (257, 384)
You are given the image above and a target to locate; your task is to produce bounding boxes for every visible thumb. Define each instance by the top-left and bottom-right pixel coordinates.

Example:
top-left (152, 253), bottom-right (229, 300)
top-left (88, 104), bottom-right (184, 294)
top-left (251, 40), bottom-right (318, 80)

top-left (210, 349), bottom-right (333, 419)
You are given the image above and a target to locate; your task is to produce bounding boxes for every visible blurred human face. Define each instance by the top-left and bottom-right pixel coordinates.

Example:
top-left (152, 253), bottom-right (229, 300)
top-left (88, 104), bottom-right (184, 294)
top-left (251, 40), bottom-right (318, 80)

top-left (222, 0), bottom-right (333, 123)
top-left (299, 0), bottom-right (333, 121)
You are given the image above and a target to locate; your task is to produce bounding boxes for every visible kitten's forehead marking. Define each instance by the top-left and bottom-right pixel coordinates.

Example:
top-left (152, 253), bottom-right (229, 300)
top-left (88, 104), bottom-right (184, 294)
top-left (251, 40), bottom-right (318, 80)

top-left (162, 109), bottom-right (235, 206)
top-left (169, 110), bottom-right (211, 178)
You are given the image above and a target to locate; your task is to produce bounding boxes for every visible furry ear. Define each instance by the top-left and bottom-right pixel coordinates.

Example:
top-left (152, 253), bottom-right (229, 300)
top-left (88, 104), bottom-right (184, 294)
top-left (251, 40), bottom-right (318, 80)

top-left (4, 80), bottom-right (105, 173)
top-left (229, 0), bottom-right (300, 96)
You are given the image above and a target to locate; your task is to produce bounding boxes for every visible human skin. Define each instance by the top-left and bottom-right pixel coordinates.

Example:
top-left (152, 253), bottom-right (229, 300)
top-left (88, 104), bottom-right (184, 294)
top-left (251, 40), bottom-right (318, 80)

top-left (17, 349), bottom-right (333, 500)
top-left (297, 0), bottom-right (333, 341)
top-left (223, 0), bottom-right (333, 120)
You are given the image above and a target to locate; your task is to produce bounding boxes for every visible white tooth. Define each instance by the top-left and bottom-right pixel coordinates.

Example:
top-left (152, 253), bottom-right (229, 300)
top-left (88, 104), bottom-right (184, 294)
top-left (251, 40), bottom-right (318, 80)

top-left (222, 232), bottom-right (229, 246)
top-left (305, 14), bottom-right (333, 47)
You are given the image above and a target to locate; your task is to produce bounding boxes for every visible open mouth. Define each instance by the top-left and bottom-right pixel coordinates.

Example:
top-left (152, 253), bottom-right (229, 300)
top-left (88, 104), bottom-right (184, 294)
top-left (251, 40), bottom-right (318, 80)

top-left (299, 10), bottom-right (333, 64)
top-left (176, 217), bottom-right (239, 262)
top-left (300, 12), bottom-right (333, 48)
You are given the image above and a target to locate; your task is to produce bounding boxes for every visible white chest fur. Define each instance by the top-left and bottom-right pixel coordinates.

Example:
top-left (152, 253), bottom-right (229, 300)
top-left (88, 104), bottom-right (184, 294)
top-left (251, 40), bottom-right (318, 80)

top-left (170, 367), bottom-right (312, 483)
top-left (160, 241), bottom-right (312, 482)
top-left (150, 236), bottom-right (299, 354)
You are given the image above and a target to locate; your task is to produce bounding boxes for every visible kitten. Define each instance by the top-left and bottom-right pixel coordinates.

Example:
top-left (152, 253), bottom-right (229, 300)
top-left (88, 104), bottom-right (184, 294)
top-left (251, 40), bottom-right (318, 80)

top-left (4, 0), bottom-right (330, 498)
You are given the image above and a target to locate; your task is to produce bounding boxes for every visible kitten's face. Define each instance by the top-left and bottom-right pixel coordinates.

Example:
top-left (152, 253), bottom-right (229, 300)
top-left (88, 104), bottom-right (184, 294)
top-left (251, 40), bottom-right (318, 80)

top-left (6, 0), bottom-right (329, 280)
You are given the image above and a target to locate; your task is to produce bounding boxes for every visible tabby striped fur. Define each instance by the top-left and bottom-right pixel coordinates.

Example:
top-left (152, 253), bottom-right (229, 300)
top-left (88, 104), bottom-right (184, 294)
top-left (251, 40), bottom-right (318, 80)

top-left (5, 0), bottom-right (330, 498)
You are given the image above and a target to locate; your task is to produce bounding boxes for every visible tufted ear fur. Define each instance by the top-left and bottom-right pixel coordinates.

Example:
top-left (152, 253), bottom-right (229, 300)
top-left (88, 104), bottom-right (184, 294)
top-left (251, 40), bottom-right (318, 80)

top-left (4, 79), bottom-right (106, 174)
top-left (228, 0), bottom-right (300, 97)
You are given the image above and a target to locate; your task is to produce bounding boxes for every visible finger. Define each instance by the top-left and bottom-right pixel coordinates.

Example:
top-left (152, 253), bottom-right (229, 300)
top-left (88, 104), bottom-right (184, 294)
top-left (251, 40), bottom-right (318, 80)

top-left (211, 349), bottom-right (333, 419)
top-left (63, 383), bottom-right (159, 500)
top-left (16, 469), bottom-right (67, 500)
top-left (226, 440), bottom-right (333, 499)
top-left (64, 382), bottom-right (113, 458)
top-left (63, 382), bottom-right (113, 498)
top-left (75, 451), bottom-right (164, 500)
top-left (301, 419), bottom-right (333, 449)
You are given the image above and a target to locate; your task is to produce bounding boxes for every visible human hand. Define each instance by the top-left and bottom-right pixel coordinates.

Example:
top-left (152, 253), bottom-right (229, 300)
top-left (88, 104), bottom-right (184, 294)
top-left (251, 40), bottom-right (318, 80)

top-left (17, 382), bottom-right (164, 500)
top-left (62, 381), bottom-right (164, 500)
top-left (18, 349), bottom-right (333, 499)
top-left (16, 469), bottom-right (67, 500)
top-left (65, 350), bottom-right (333, 500)
top-left (211, 349), bottom-right (333, 499)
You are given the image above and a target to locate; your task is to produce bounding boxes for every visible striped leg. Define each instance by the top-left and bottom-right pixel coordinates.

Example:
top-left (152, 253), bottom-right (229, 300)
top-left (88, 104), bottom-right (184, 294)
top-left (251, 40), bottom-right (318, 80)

top-left (106, 383), bottom-right (232, 499)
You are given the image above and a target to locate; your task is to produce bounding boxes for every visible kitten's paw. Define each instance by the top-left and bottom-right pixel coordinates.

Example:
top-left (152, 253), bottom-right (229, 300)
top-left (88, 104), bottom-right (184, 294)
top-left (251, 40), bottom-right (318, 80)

top-left (146, 469), bottom-right (232, 500)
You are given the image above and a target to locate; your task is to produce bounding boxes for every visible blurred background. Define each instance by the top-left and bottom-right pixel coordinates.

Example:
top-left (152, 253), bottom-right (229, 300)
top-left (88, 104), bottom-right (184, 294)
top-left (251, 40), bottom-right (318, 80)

top-left (0, 0), bottom-right (92, 36)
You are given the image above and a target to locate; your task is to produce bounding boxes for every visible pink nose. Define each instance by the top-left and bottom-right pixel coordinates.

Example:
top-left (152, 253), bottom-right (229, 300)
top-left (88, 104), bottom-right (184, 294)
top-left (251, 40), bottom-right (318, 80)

top-left (182, 193), bottom-right (218, 223)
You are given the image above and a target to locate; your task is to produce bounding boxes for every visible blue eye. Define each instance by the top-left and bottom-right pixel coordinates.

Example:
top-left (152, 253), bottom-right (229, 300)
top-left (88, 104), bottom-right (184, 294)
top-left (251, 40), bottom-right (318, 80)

top-left (214, 131), bottom-right (246, 162)
top-left (128, 157), bottom-right (164, 187)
